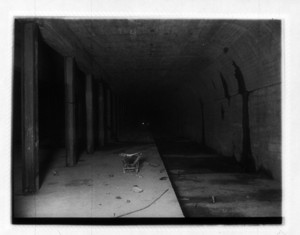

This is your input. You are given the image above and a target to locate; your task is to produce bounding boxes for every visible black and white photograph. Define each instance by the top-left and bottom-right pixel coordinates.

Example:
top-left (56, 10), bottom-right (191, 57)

top-left (1, 0), bottom-right (300, 234)
top-left (11, 18), bottom-right (282, 222)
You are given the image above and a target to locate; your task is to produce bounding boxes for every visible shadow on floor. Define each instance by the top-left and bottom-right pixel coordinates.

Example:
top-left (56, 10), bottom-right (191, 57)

top-left (154, 135), bottom-right (282, 218)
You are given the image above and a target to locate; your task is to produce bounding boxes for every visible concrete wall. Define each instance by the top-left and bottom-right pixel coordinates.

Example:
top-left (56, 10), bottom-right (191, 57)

top-left (162, 21), bottom-right (281, 180)
top-left (249, 84), bottom-right (281, 180)
top-left (203, 95), bottom-right (243, 159)
top-left (167, 84), bottom-right (281, 181)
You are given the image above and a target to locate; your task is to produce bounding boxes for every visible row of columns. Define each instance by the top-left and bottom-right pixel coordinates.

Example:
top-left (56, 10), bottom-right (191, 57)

top-left (64, 58), bottom-right (120, 165)
top-left (21, 22), bottom-right (120, 193)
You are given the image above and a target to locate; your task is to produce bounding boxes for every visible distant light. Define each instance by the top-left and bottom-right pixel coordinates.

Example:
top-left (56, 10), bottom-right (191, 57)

top-left (142, 122), bottom-right (145, 125)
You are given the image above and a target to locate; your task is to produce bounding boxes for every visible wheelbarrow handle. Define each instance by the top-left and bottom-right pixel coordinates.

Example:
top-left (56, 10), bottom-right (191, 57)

top-left (132, 155), bottom-right (142, 166)
top-left (121, 152), bottom-right (142, 157)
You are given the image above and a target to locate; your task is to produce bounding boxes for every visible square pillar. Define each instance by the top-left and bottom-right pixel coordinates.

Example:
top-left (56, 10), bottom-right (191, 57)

top-left (112, 94), bottom-right (118, 141)
top-left (22, 22), bottom-right (39, 193)
top-left (105, 87), bottom-right (112, 143)
top-left (85, 74), bottom-right (94, 153)
top-left (65, 57), bottom-right (77, 166)
top-left (98, 82), bottom-right (105, 147)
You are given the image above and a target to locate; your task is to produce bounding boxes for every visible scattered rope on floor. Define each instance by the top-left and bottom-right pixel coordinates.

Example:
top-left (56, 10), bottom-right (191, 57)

top-left (116, 188), bottom-right (169, 218)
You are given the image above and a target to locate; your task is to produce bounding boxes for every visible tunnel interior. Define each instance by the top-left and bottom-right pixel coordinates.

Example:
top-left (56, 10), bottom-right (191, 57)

top-left (12, 19), bottom-right (281, 220)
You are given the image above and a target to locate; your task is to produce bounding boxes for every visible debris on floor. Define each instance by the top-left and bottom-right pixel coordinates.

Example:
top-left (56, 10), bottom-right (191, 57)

top-left (132, 185), bottom-right (143, 193)
top-left (52, 170), bottom-right (58, 176)
top-left (170, 169), bottom-right (184, 175)
top-left (120, 152), bottom-right (142, 173)
top-left (14, 142), bottom-right (184, 218)
top-left (180, 197), bottom-right (190, 201)
top-left (65, 179), bottom-right (92, 187)
top-left (117, 188), bottom-right (169, 218)
top-left (211, 196), bottom-right (216, 204)
top-left (144, 161), bottom-right (160, 167)
top-left (160, 176), bottom-right (168, 180)
top-left (149, 162), bottom-right (160, 167)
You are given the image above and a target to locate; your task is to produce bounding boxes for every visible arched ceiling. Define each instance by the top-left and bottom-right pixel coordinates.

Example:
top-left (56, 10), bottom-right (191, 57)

top-left (36, 19), bottom-right (280, 101)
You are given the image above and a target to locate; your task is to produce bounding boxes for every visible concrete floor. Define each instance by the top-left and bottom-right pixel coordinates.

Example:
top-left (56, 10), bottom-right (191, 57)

top-left (13, 131), bottom-right (282, 219)
top-left (13, 140), bottom-right (184, 218)
top-left (155, 136), bottom-right (282, 217)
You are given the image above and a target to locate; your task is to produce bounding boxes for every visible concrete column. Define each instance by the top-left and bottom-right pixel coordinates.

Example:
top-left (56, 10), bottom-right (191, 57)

top-left (119, 99), bottom-right (124, 131)
top-left (115, 96), bottom-right (120, 141)
top-left (98, 82), bottom-right (105, 147)
top-left (77, 75), bottom-right (85, 152)
top-left (105, 87), bottom-right (112, 142)
top-left (200, 100), bottom-right (206, 146)
top-left (112, 93), bottom-right (118, 141)
top-left (85, 74), bottom-right (94, 154)
top-left (22, 22), bottom-right (39, 193)
top-left (65, 57), bottom-right (76, 166)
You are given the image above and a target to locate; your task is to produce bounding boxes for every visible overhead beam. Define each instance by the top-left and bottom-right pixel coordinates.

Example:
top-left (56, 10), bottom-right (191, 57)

top-left (38, 20), bottom-right (92, 74)
top-left (37, 20), bottom-right (74, 56)
top-left (22, 22), bottom-right (39, 193)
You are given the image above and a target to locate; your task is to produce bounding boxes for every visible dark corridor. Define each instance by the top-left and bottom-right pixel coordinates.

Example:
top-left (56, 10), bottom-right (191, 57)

top-left (12, 19), bottom-right (281, 223)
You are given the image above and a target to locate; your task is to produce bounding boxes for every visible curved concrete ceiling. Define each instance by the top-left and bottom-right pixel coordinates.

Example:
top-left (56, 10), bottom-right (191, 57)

top-left (37, 19), bottom-right (280, 101)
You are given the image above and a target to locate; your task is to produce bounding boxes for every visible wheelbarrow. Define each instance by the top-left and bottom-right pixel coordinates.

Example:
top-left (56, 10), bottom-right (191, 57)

top-left (120, 152), bottom-right (142, 174)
